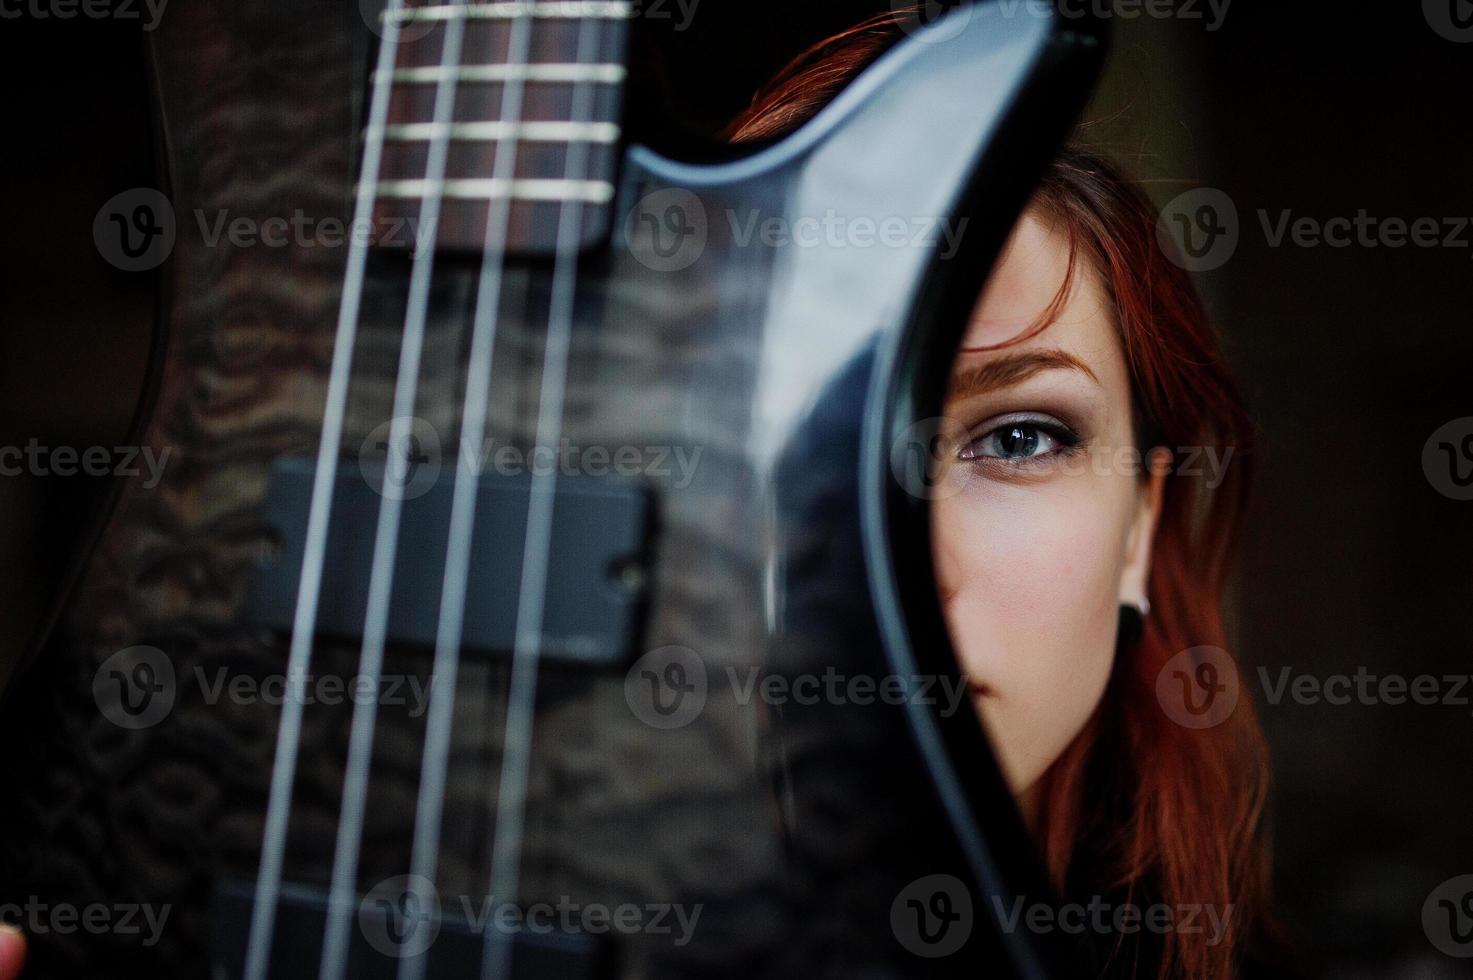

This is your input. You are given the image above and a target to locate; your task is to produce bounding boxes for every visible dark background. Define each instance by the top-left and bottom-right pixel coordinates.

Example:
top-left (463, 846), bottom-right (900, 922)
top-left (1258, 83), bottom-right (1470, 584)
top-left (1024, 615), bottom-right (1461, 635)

top-left (2, 2), bottom-right (1471, 977)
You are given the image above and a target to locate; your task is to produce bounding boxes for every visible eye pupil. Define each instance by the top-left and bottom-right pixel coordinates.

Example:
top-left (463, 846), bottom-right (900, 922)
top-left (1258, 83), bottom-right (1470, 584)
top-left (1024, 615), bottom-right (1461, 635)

top-left (999, 425), bottom-right (1039, 458)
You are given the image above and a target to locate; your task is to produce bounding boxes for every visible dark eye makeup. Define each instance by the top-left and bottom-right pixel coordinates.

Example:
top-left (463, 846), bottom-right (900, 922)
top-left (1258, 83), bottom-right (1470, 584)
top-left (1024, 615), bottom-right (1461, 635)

top-left (958, 413), bottom-right (1082, 466)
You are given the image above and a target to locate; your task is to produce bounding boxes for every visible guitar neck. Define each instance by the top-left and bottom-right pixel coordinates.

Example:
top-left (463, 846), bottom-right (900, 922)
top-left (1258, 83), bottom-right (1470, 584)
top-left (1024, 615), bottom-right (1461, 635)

top-left (368, 0), bottom-right (632, 255)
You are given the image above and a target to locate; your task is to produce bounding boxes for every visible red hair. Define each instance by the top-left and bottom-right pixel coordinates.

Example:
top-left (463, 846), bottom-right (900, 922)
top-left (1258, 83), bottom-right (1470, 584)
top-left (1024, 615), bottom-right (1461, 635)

top-left (726, 12), bottom-right (1275, 980)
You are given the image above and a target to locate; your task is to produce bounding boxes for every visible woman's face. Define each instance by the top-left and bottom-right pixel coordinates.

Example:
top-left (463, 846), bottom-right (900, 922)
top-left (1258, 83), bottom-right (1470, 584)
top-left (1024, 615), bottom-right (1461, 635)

top-left (932, 210), bottom-right (1164, 823)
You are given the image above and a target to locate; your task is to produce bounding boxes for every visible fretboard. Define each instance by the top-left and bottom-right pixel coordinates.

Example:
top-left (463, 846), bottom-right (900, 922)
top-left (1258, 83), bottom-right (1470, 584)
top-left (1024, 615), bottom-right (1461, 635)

top-left (367, 1), bottom-right (631, 255)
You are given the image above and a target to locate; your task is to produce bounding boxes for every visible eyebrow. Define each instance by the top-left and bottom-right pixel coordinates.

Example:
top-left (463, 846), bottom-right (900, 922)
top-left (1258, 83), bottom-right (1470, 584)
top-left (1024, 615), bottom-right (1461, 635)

top-left (945, 348), bottom-right (1099, 402)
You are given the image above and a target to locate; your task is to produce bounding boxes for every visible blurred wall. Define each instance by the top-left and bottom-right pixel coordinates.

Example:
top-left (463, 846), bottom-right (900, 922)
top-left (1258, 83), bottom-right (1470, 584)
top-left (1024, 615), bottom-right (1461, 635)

top-left (1086, 6), bottom-right (1473, 976)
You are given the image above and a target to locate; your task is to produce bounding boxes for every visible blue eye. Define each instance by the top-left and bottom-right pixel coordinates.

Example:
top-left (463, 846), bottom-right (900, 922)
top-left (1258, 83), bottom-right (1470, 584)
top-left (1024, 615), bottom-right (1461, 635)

top-left (960, 420), bottom-right (1075, 462)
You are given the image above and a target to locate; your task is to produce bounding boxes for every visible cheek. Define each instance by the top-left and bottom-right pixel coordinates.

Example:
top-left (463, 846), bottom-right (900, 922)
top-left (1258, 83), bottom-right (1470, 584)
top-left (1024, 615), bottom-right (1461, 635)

top-left (933, 476), bottom-right (1133, 786)
top-left (937, 479), bottom-right (1125, 678)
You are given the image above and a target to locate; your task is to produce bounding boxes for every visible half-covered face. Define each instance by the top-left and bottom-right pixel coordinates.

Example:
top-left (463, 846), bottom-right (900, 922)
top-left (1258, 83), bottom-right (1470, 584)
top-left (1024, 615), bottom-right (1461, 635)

top-left (932, 210), bottom-right (1165, 825)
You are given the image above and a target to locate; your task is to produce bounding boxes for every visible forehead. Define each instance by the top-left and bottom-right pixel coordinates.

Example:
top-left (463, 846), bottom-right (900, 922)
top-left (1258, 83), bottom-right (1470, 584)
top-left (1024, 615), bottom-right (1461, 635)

top-left (958, 211), bottom-right (1118, 366)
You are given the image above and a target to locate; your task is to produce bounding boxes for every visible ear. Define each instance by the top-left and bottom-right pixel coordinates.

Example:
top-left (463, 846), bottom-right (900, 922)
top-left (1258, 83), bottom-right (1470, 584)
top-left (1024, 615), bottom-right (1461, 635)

top-left (1118, 448), bottom-right (1168, 610)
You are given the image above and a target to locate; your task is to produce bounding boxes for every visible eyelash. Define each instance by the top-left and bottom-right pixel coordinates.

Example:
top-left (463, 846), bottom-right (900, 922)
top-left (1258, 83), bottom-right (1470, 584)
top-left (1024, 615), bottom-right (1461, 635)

top-left (958, 415), bottom-right (1081, 466)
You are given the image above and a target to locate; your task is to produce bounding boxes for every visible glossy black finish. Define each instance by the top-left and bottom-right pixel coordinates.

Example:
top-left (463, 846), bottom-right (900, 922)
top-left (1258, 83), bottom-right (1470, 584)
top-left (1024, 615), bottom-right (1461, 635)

top-left (0, 3), bottom-right (1105, 978)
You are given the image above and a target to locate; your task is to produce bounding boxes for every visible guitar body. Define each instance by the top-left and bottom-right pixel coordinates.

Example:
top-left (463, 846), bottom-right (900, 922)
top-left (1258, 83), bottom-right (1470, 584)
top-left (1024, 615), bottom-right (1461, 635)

top-left (0, 3), bottom-right (1104, 978)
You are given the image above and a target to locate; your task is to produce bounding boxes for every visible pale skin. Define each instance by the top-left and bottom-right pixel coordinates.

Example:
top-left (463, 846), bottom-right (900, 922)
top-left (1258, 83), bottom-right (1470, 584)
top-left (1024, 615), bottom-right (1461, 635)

top-left (933, 210), bottom-right (1166, 830)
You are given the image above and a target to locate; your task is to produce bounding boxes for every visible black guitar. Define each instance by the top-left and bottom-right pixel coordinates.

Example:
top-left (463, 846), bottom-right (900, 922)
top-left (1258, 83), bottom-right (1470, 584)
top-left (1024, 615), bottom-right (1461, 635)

top-left (0, 2), bottom-right (1106, 977)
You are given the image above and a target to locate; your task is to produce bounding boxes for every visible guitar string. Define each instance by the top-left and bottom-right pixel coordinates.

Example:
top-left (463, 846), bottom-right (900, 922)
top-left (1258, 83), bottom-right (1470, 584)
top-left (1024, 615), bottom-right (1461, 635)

top-left (393, 7), bottom-right (537, 980)
top-left (242, 2), bottom-right (407, 978)
top-left (316, 3), bottom-right (471, 978)
top-left (480, 13), bottom-right (608, 980)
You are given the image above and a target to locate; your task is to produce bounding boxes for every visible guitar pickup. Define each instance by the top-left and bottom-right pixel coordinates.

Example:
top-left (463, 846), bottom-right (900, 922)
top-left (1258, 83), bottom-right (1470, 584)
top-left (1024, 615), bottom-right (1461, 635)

top-left (248, 457), bottom-right (650, 666)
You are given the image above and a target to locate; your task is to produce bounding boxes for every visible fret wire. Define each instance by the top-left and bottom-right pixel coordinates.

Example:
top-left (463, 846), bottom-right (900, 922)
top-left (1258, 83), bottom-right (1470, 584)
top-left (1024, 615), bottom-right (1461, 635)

top-left (371, 121), bottom-right (621, 143)
top-left (377, 63), bottom-right (626, 84)
top-left (386, 1), bottom-right (633, 22)
top-left (369, 177), bottom-right (615, 202)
